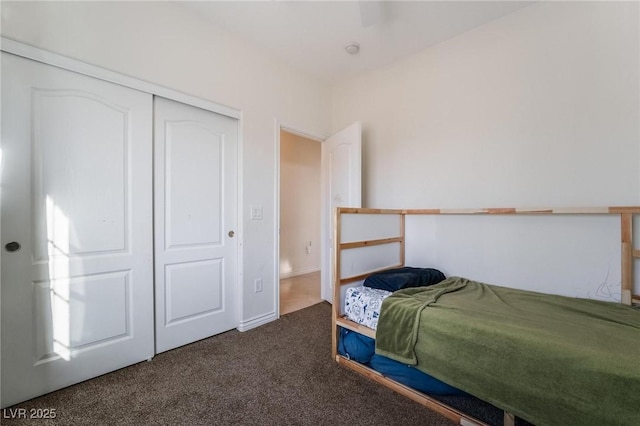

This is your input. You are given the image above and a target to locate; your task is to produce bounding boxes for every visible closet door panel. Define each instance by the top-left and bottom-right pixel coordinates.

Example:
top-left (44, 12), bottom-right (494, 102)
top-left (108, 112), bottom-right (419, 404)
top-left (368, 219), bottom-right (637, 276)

top-left (154, 96), bottom-right (238, 353)
top-left (33, 90), bottom-right (128, 256)
top-left (1, 52), bottom-right (154, 408)
top-left (164, 121), bottom-right (223, 248)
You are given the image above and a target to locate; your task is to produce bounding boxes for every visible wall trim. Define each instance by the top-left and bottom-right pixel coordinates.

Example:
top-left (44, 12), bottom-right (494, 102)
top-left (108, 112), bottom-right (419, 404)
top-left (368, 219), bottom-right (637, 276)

top-left (1, 37), bottom-right (241, 120)
top-left (237, 311), bottom-right (277, 332)
top-left (279, 125), bottom-right (326, 143)
top-left (279, 267), bottom-right (321, 280)
top-left (235, 111), bottom-right (245, 327)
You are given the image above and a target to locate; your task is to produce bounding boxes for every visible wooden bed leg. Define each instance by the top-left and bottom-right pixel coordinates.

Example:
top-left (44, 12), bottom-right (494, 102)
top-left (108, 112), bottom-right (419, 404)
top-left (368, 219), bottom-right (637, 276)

top-left (503, 411), bottom-right (515, 426)
top-left (621, 213), bottom-right (633, 305)
top-left (332, 207), bottom-right (342, 359)
top-left (331, 321), bottom-right (338, 359)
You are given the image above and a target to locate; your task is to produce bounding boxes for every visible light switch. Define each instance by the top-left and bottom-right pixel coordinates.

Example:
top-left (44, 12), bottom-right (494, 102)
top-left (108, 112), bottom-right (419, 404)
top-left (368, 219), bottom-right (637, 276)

top-left (251, 206), bottom-right (263, 220)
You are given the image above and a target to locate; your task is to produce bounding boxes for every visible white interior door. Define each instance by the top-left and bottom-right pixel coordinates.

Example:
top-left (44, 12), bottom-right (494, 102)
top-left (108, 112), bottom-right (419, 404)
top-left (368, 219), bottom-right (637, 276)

top-left (154, 97), bottom-right (238, 353)
top-left (321, 122), bottom-right (362, 303)
top-left (1, 53), bottom-right (154, 408)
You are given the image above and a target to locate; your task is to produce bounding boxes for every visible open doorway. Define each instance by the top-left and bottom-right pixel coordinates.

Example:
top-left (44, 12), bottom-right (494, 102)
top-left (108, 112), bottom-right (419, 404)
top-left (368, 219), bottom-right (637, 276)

top-left (278, 129), bottom-right (323, 314)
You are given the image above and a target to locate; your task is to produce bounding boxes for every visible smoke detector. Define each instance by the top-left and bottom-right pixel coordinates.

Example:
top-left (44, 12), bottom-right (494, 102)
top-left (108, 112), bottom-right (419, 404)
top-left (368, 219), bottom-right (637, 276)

top-left (344, 42), bottom-right (360, 55)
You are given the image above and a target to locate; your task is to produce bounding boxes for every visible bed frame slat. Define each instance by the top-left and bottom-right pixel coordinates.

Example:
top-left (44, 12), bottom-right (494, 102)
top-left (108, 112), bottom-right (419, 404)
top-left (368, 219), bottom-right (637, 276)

top-left (335, 317), bottom-right (376, 339)
top-left (402, 206), bottom-right (640, 215)
top-left (336, 356), bottom-right (490, 426)
top-left (340, 236), bottom-right (402, 250)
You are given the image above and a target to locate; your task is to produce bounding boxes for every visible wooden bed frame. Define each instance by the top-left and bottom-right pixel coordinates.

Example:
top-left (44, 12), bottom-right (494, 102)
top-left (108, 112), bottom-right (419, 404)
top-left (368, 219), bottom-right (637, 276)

top-left (331, 206), bottom-right (640, 426)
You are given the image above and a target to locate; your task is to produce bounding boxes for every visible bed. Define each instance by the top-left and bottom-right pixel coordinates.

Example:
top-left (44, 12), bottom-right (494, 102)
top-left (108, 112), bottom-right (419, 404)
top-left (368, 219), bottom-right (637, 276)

top-left (331, 207), bottom-right (640, 426)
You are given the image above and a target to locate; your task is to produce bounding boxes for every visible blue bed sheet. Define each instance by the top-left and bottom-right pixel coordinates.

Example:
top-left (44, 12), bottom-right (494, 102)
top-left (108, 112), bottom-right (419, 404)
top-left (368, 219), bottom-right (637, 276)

top-left (338, 327), bottom-right (464, 396)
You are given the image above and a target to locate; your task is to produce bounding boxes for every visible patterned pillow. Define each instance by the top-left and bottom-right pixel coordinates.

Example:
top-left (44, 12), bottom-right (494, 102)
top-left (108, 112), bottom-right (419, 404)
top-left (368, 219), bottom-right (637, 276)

top-left (344, 286), bottom-right (391, 330)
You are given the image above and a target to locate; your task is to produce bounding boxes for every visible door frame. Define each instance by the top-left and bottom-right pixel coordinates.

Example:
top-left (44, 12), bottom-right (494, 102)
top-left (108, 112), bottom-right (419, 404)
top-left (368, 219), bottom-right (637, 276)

top-left (0, 37), bottom-right (245, 331)
top-left (274, 119), bottom-right (327, 317)
top-left (1, 38), bottom-right (241, 120)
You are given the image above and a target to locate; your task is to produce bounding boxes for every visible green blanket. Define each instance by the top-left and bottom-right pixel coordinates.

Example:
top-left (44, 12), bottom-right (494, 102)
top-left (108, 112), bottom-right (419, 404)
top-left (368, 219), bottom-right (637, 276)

top-left (375, 277), bottom-right (640, 426)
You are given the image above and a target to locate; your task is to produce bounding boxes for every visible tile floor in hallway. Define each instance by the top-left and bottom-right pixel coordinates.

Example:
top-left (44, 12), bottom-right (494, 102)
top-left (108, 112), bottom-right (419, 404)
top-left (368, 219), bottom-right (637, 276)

top-left (280, 271), bottom-right (322, 315)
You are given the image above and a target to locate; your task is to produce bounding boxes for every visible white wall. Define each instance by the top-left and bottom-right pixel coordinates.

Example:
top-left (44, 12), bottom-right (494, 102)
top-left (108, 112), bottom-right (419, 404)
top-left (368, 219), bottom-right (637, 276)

top-left (331, 1), bottom-right (640, 298)
top-left (332, 1), bottom-right (639, 208)
top-left (279, 131), bottom-right (321, 278)
top-left (3, 1), bottom-right (638, 319)
top-left (405, 214), bottom-right (626, 301)
top-left (0, 1), bottom-right (332, 326)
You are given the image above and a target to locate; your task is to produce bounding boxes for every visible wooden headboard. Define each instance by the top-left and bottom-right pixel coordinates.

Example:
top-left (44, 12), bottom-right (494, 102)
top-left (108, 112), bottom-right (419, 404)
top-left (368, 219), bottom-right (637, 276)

top-left (333, 206), bottom-right (640, 327)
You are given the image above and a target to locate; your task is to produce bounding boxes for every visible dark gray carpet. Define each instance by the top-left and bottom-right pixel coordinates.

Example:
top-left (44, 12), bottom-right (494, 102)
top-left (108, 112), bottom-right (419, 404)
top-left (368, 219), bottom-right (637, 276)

top-left (3, 302), bottom-right (455, 425)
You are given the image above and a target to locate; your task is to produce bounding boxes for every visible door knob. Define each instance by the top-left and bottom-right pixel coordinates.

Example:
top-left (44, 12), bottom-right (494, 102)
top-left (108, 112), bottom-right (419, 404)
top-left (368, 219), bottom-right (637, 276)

top-left (228, 231), bottom-right (235, 238)
top-left (5, 241), bottom-right (21, 252)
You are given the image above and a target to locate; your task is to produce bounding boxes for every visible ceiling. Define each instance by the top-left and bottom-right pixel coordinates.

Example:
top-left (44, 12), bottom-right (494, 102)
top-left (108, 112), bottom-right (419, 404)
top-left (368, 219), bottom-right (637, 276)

top-left (182, 1), bottom-right (534, 83)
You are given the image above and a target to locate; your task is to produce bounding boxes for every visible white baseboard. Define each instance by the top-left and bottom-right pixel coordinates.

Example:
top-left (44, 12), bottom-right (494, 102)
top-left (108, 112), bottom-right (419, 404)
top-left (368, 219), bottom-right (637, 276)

top-left (237, 311), bottom-right (277, 332)
top-left (279, 267), bottom-right (320, 280)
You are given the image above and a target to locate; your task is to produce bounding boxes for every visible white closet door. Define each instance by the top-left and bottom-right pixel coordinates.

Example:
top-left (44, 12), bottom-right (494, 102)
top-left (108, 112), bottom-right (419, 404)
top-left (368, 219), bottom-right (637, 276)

top-left (1, 53), bottom-right (154, 408)
top-left (154, 97), bottom-right (238, 353)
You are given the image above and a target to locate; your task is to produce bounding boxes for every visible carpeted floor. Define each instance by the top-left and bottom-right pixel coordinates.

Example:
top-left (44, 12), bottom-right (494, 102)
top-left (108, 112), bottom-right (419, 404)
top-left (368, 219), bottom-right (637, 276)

top-left (2, 302), bottom-right (455, 425)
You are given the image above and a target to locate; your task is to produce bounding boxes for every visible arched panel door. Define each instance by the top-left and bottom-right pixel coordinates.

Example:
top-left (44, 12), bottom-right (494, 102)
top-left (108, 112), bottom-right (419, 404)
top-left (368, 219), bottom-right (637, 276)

top-left (153, 97), bottom-right (238, 353)
top-left (1, 53), bottom-right (154, 408)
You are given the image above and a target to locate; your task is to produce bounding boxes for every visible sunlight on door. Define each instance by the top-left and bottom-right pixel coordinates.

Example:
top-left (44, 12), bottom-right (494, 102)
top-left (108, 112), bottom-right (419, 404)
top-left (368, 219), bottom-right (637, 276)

top-left (45, 195), bottom-right (71, 361)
